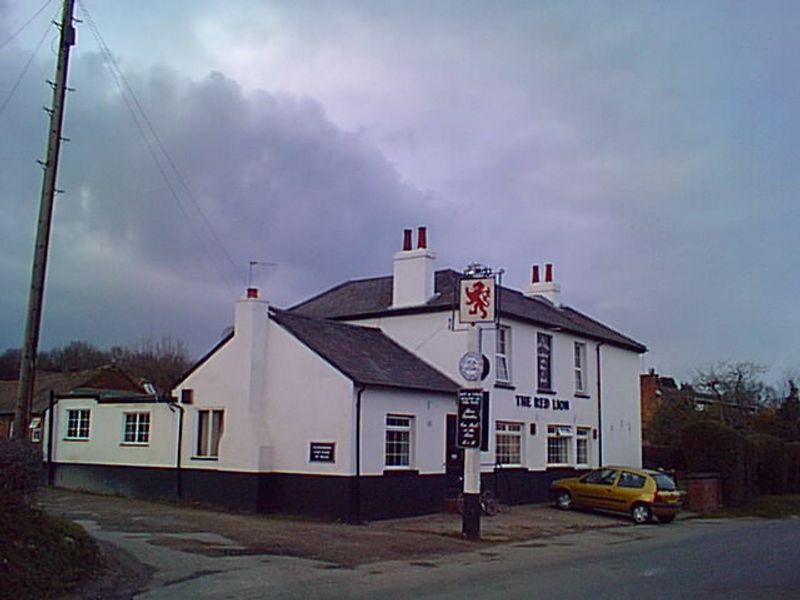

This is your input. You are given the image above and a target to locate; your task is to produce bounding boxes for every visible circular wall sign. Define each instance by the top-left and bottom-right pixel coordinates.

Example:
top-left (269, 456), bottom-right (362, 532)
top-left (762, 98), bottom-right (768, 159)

top-left (458, 352), bottom-right (483, 381)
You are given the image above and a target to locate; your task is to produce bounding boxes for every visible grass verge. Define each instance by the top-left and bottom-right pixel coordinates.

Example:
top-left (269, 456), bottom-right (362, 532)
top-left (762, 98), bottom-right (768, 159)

top-left (0, 504), bottom-right (104, 599)
top-left (702, 495), bottom-right (800, 519)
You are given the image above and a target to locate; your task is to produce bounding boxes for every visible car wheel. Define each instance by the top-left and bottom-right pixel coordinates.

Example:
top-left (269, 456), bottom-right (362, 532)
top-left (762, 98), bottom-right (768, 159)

top-left (657, 514), bottom-right (675, 524)
top-left (631, 503), bottom-right (652, 525)
top-left (555, 490), bottom-right (573, 510)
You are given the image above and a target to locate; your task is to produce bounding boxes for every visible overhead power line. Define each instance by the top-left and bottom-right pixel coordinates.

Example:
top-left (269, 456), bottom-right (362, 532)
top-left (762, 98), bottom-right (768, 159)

top-left (76, 0), bottom-right (246, 293)
top-left (0, 0), bottom-right (53, 51)
top-left (0, 17), bottom-right (54, 119)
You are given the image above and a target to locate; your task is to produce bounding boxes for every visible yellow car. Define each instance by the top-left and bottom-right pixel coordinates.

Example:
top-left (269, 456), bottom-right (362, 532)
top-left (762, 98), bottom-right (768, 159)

top-left (550, 466), bottom-right (682, 524)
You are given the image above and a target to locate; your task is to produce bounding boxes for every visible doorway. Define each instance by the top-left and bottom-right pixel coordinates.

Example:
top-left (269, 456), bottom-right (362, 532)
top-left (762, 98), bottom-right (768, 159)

top-left (445, 414), bottom-right (464, 498)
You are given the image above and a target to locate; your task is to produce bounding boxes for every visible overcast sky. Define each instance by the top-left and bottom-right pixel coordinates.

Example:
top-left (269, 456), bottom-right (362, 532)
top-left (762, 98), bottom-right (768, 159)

top-left (1, 0), bottom-right (797, 384)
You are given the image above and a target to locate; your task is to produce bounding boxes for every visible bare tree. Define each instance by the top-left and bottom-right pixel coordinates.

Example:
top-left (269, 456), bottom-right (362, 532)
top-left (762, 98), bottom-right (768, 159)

top-left (694, 361), bottom-right (768, 408)
top-left (112, 337), bottom-right (192, 393)
top-left (40, 341), bottom-right (107, 372)
top-left (5, 338), bottom-right (192, 394)
top-left (0, 349), bottom-right (21, 380)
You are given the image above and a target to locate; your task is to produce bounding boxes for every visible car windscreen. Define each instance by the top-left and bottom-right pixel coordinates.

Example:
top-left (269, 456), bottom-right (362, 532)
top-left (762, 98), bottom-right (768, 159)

top-left (652, 473), bottom-right (677, 491)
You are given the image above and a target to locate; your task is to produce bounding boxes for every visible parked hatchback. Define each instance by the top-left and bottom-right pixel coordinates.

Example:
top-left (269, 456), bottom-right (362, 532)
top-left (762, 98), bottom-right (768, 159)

top-left (550, 466), bottom-right (682, 524)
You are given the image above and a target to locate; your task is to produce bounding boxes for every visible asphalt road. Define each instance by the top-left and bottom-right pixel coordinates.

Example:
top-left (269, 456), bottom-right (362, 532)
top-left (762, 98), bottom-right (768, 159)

top-left (326, 518), bottom-right (800, 600)
top-left (127, 518), bottom-right (799, 599)
top-left (41, 488), bottom-right (799, 599)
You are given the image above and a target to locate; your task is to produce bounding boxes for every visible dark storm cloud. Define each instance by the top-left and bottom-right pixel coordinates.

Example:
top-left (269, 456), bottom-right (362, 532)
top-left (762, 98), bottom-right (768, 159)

top-left (1, 52), bottom-right (434, 354)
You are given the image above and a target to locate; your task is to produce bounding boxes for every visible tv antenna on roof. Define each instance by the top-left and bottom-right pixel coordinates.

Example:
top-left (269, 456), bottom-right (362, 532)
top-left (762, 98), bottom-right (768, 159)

top-left (248, 260), bottom-right (277, 287)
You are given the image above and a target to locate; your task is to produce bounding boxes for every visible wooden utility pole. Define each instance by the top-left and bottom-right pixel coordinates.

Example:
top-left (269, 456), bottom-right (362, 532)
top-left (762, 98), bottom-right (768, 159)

top-left (13, 0), bottom-right (76, 440)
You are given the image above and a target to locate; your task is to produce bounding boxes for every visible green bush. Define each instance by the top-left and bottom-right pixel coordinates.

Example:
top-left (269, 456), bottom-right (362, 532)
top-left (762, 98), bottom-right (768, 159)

top-left (0, 440), bottom-right (43, 509)
top-left (680, 421), bottom-right (755, 506)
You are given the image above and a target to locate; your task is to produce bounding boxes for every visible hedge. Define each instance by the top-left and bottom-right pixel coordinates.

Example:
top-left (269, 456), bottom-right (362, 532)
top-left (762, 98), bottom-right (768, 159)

top-left (747, 434), bottom-right (788, 495)
top-left (680, 420), bottom-right (755, 506)
top-left (0, 440), bottom-right (43, 510)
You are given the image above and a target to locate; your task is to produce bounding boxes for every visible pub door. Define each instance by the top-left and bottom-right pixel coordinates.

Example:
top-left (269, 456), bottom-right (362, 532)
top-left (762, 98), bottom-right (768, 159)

top-left (445, 414), bottom-right (464, 498)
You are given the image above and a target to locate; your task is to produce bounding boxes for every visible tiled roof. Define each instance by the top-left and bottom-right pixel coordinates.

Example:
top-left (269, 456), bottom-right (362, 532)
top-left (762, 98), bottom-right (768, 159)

top-left (0, 365), bottom-right (146, 414)
top-left (271, 311), bottom-right (459, 394)
top-left (290, 269), bottom-right (646, 353)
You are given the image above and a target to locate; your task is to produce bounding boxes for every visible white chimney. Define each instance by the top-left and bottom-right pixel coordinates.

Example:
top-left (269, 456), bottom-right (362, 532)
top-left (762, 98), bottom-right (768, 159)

top-left (525, 263), bottom-right (561, 307)
top-left (234, 287), bottom-right (269, 413)
top-left (392, 226), bottom-right (436, 308)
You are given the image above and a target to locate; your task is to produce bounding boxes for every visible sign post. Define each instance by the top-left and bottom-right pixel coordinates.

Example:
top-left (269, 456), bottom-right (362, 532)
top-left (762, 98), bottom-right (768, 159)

top-left (457, 263), bottom-right (499, 540)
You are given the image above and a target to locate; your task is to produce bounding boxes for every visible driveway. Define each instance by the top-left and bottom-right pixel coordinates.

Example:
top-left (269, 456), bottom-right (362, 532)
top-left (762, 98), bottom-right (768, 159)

top-left (38, 487), bottom-right (645, 599)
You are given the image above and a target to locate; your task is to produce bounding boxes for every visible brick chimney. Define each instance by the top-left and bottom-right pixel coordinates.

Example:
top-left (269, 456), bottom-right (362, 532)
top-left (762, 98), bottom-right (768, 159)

top-left (392, 226), bottom-right (436, 308)
top-left (524, 263), bottom-right (561, 307)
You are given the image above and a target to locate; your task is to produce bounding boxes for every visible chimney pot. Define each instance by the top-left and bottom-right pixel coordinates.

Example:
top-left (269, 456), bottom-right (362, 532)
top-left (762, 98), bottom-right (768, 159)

top-left (246, 287), bottom-right (259, 299)
top-left (532, 264), bottom-right (540, 284)
top-left (402, 228), bottom-right (413, 251)
top-left (545, 263), bottom-right (553, 283)
top-left (417, 226), bottom-right (427, 249)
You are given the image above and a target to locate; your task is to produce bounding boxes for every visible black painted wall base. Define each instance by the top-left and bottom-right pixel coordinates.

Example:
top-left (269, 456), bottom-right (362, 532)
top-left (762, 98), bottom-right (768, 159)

top-left (50, 463), bottom-right (584, 521)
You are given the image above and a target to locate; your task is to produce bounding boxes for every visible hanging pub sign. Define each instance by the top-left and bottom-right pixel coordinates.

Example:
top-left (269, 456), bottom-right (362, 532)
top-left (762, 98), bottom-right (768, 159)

top-left (459, 277), bottom-right (496, 324)
top-left (457, 389), bottom-right (483, 448)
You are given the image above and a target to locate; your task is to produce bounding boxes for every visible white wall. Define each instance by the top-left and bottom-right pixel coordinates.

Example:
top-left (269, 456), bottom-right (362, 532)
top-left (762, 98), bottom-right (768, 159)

top-left (260, 323), bottom-right (355, 475)
top-left (359, 387), bottom-right (455, 476)
top-left (599, 344), bottom-right (643, 467)
top-left (48, 397), bottom-right (177, 468)
top-left (174, 313), bottom-right (356, 475)
top-left (355, 311), bottom-right (642, 471)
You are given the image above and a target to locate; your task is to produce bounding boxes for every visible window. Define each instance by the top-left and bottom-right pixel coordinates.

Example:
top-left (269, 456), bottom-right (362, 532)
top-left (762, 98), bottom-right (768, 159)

top-left (495, 421), bottom-right (523, 466)
top-left (495, 326), bottom-right (511, 383)
top-left (618, 471), bottom-right (647, 489)
top-left (196, 409), bottom-right (224, 458)
top-left (385, 414), bottom-right (413, 467)
top-left (65, 409), bottom-right (90, 440)
top-left (582, 468), bottom-right (618, 485)
top-left (547, 424), bottom-right (571, 465)
top-left (537, 333), bottom-right (553, 392)
top-left (123, 412), bottom-right (150, 445)
top-left (576, 427), bottom-right (590, 466)
top-left (29, 417), bottom-right (42, 443)
top-left (574, 342), bottom-right (587, 393)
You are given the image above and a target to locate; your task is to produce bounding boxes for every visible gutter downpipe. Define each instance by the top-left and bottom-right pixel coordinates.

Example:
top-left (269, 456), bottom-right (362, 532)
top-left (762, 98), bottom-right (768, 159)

top-left (165, 396), bottom-right (184, 500)
top-left (596, 342), bottom-right (605, 467)
top-left (354, 383), bottom-right (365, 524)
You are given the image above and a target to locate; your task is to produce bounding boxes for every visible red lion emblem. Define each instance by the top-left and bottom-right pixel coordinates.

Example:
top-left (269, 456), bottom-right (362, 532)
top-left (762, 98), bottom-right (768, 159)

top-left (465, 280), bottom-right (491, 319)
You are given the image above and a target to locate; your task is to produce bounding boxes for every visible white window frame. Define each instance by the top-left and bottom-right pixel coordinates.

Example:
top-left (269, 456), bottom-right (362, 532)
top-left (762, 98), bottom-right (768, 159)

top-left (65, 409), bottom-right (91, 440)
top-left (495, 421), bottom-right (523, 466)
top-left (495, 326), bottom-right (511, 383)
top-left (547, 424), bottom-right (572, 466)
top-left (385, 414), bottom-right (414, 468)
top-left (574, 342), bottom-right (587, 394)
top-left (195, 409), bottom-right (224, 458)
top-left (576, 427), bottom-right (590, 467)
top-left (122, 412), bottom-right (151, 445)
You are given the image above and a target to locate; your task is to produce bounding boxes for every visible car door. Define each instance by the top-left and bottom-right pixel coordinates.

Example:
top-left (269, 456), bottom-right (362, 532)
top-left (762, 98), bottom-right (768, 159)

top-left (612, 470), bottom-right (649, 513)
top-left (573, 468), bottom-right (619, 510)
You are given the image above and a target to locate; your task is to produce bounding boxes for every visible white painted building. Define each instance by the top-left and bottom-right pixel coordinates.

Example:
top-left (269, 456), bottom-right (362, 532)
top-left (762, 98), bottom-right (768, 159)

top-left (48, 227), bottom-right (645, 520)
